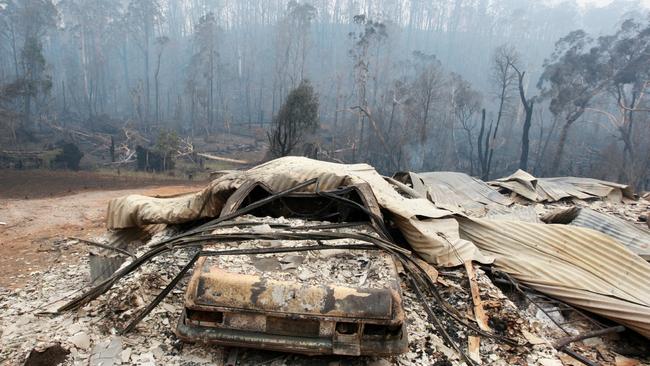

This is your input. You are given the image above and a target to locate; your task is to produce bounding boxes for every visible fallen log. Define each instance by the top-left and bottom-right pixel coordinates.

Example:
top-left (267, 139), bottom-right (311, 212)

top-left (196, 152), bottom-right (249, 164)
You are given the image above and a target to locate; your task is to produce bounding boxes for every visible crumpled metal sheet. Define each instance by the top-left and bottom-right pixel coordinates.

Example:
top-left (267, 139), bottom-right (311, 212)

top-left (458, 217), bottom-right (650, 339)
top-left (490, 169), bottom-right (634, 203)
top-left (105, 182), bottom-right (237, 229)
top-left (398, 171), bottom-right (544, 224)
top-left (542, 207), bottom-right (650, 260)
top-left (485, 205), bottom-right (541, 223)
top-left (106, 157), bottom-right (493, 267)
top-left (394, 171), bottom-right (512, 214)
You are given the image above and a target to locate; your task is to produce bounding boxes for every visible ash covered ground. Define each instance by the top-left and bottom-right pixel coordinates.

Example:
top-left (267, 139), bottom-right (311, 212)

top-left (2, 215), bottom-right (620, 366)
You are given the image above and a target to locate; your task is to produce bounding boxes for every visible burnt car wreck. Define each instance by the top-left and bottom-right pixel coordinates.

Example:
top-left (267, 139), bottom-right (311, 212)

top-left (176, 184), bottom-right (408, 356)
top-left (38, 157), bottom-right (650, 366)
top-left (178, 249), bottom-right (407, 356)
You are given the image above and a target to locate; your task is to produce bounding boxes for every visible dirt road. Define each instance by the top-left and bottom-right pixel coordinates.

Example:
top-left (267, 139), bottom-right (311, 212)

top-left (0, 185), bottom-right (202, 289)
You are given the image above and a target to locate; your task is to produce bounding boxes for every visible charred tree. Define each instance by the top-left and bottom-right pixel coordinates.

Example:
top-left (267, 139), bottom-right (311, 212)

top-left (512, 65), bottom-right (535, 171)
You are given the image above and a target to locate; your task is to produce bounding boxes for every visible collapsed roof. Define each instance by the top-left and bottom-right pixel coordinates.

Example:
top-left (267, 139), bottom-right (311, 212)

top-left (106, 157), bottom-right (492, 267)
top-left (490, 169), bottom-right (635, 203)
top-left (102, 157), bottom-right (650, 343)
top-left (393, 171), bottom-right (513, 214)
top-left (459, 217), bottom-right (650, 339)
top-left (542, 206), bottom-right (650, 260)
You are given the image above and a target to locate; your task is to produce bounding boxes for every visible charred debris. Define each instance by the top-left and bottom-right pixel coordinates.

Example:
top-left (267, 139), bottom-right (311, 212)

top-left (2, 157), bottom-right (649, 366)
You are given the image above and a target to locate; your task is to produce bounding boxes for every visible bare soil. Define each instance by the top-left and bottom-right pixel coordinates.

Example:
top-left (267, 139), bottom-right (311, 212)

top-left (0, 169), bottom-right (199, 199)
top-left (0, 170), bottom-right (205, 289)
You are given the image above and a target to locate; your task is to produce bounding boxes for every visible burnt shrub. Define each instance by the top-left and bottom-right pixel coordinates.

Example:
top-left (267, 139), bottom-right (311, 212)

top-left (53, 142), bottom-right (84, 170)
top-left (136, 145), bottom-right (174, 172)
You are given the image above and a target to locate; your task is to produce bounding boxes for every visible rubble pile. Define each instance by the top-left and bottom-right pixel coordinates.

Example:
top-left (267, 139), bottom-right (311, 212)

top-left (206, 218), bottom-right (395, 289)
top-left (1, 224), bottom-right (566, 366)
top-left (0, 235), bottom-right (226, 366)
top-left (398, 265), bottom-right (565, 366)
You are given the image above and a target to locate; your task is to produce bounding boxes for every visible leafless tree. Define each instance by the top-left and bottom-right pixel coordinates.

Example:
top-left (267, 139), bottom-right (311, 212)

top-left (451, 73), bottom-right (482, 175)
top-left (484, 44), bottom-right (518, 179)
top-left (510, 61), bottom-right (535, 171)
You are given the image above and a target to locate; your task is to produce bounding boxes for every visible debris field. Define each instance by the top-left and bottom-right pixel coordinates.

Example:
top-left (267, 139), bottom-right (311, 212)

top-left (1, 157), bottom-right (649, 366)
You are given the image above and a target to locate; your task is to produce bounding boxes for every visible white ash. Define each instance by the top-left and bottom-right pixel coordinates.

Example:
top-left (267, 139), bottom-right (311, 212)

top-left (203, 216), bottom-right (395, 289)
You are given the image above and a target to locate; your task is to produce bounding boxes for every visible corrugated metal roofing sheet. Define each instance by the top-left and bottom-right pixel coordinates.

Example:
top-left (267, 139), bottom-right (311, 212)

top-left (395, 171), bottom-right (512, 214)
top-left (490, 169), bottom-right (634, 202)
top-left (419, 171), bottom-right (512, 211)
top-left (543, 207), bottom-right (650, 260)
top-left (485, 205), bottom-right (541, 223)
top-left (458, 217), bottom-right (650, 339)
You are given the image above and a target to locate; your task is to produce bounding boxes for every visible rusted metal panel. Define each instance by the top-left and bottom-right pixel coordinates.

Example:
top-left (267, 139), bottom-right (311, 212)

top-left (175, 311), bottom-right (408, 356)
top-left (187, 264), bottom-right (398, 321)
top-left (178, 235), bottom-right (408, 355)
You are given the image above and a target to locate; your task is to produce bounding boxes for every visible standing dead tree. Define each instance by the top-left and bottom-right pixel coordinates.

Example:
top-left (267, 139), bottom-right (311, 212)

top-left (511, 63), bottom-right (535, 171)
top-left (154, 36), bottom-right (169, 125)
top-left (272, 1), bottom-right (316, 115)
top-left (451, 74), bottom-right (482, 175)
top-left (127, 0), bottom-right (161, 128)
top-left (484, 45), bottom-right (518, 179)
top-left (347, 105), bottom-right (400, 171)
top-left (349, 15), bottom-right (387, 162)
top-left (477, 109), bottom-right (490, 178)
top-left (189, 13), bottom-right (219, 133)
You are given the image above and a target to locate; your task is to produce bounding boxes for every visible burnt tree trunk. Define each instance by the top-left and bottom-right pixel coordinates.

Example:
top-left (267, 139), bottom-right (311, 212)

top-left (550, 108), bottom-right (583, 176)
top-left (550, 121), bottom-right (572, 176)
top-left (514, 68), bottom-right (534, 171)
top-left (519, 101), bottom-right (534, 171)
top-left (477, 109), bottom-right (486, 178)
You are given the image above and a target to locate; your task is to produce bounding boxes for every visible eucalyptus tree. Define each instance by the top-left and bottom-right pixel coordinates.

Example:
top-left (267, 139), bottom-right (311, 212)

top-left (538, 30), bottom-right (609, 175)
top-left (348, 14), bottom-right (387, 161)
top-left (273, 0), bottom-right (316, 114)
top-left (409, 51), bottom-right (445, 146)
top-left (451, 73), bottom-right (482, 175)
top-left (589, 19), bottom-right (650, 185)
